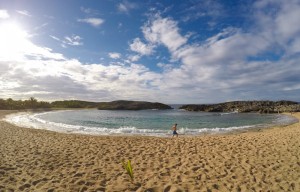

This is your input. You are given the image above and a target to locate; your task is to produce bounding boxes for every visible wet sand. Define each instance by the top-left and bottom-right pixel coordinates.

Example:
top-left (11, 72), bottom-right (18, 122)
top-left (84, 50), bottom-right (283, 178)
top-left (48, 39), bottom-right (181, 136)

top-left (0, 110), bottom-right (299, 191)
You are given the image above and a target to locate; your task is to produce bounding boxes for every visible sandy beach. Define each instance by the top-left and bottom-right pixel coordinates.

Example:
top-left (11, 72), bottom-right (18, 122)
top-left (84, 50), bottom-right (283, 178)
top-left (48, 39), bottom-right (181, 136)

top-left (0, 110), bottom-right (299, 191)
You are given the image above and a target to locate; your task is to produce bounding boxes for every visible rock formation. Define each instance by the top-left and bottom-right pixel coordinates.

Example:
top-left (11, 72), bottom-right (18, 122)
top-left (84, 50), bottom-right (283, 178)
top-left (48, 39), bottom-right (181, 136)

top-left (179, 100), bottom-right (300, 113)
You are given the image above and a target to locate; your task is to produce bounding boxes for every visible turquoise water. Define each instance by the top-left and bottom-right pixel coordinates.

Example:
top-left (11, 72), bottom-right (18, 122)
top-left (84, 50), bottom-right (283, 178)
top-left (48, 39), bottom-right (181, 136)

top-left (5, 109), bottom-right (298, 136)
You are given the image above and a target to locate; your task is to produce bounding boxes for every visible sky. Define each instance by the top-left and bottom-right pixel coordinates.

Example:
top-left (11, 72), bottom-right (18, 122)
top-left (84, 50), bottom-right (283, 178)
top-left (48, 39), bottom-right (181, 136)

top-left (0, 0), bottom-right (300, 104)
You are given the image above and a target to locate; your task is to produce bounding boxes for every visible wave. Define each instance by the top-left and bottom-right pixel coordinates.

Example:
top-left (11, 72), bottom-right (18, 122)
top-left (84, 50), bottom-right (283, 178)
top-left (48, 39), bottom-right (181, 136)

top-left (4, 111), bottom-right (265, 137)
top-left (178, 125), bottom-right (256, 134)
top-left (4, 112), bottom-right (169, 136)
top-left (220, 111), bottom-right (239, 115)
top-left (273, 114), bottom-right (299, 125)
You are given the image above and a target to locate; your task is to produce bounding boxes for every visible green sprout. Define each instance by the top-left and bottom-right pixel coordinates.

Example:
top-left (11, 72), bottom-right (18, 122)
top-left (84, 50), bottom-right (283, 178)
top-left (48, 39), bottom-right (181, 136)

top-left (122, 160), bottom-right (134, 182)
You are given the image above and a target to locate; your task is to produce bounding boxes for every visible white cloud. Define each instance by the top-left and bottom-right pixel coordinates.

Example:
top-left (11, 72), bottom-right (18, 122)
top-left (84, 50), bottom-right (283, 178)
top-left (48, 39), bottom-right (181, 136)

top-left (16, 10), bottom-right (32, 17)
top-left (50, 34), bottom-right (83, 47)
top-left (275, 2), bottom-right (300, 42)
top-left (49, 35), bottom-right (60, 41)
top-left (254, 0), bottom-right (300, 46)
top-left (142, 16), bottom-right (187, 52)
top-left (157, 62), bottom-right (173, 71)
top-left (0, 27), bottom-right (161, 101)
top-left (290, 37), bottom-right (300, 54)
top-left (81, 7), bottom-right (92, 14)
top-left (64, 35), bottom-right (83, 46)
top-left (34, 23), bottom-right (48, 31)
top-left (80, 7), bottom-right (99, 15)
top-left (0, 58), bottom-right (160, 101)
top-left (129, 38), bottom-right (154, 56)
top-left (181, 0), bottom-right (224, 22)
top-left (125, 2), bottom-right (300, 103)
top-left (128, 55), bottom-right (141, 62)
top-left (2, 1), bottom-right (300, 103)
top-left (118, 0), bottom-right (138, 14)
top-left (0, 10), bottom-right (9, 19)
top-left (118, 4), bottom-right (129, 13)
top-left (77, 18), bottom-right (104, 27)
top-left (109, 52), bottom-right (121, 59)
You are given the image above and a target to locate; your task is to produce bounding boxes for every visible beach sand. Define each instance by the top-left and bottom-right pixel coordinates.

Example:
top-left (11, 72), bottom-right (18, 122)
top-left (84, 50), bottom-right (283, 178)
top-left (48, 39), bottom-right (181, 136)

top-left (0, 110), bottom-right (299, 192)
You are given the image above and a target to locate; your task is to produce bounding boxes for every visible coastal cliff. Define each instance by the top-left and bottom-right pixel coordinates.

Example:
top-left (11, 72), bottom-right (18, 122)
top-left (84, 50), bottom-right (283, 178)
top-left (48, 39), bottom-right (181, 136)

top-left (97, 100), bottom-right (172, 110)
top-left (179, 100), bottom-right (300, 113)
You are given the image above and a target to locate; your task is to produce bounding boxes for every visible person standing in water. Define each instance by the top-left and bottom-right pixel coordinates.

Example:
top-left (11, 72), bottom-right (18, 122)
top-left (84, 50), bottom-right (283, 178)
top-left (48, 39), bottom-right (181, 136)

top-left (171, 123), bottom-right (178, 137)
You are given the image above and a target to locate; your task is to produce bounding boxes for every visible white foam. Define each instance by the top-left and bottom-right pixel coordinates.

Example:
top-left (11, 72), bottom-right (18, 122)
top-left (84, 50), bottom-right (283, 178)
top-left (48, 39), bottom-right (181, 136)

top-left (4, 111), bottom-right (264, 137)
top-left (220, 111), bottom-right (239, 115)
top-left (178, 125), bottom-right (255, 134)
top-left (273, 114), bottom-right (299, 125)
top-left (4, 112), bottom-right (171, 136)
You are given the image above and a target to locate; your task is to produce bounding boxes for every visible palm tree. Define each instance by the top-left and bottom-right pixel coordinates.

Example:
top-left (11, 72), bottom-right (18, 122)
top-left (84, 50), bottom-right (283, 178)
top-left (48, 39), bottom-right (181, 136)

top-left (29, 97), bottom-right (38, 109)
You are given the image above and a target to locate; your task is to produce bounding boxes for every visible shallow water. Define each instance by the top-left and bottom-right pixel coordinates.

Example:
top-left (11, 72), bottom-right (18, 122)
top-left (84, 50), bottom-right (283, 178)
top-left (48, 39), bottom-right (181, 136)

top-left (5, 109), bottom-right (298, 136)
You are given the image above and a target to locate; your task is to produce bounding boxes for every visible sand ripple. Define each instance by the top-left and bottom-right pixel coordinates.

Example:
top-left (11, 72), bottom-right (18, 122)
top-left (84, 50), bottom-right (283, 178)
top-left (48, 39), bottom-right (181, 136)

top-left (0, 111), bottom-right (299, 191)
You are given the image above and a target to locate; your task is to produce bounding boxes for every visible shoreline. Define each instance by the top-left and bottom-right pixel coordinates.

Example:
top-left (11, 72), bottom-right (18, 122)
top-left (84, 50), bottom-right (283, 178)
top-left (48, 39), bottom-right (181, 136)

top-left (2, 109), bottom-right (298, 138)
top-left (1, 110), bottom-right (300, 191)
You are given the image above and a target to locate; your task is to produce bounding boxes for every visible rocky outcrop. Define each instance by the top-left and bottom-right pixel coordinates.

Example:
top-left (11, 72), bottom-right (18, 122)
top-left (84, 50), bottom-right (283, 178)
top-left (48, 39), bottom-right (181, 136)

top-left (97, 100), bottom-right (172, 110)
top-left (179, 100), bottom-right (300, 113)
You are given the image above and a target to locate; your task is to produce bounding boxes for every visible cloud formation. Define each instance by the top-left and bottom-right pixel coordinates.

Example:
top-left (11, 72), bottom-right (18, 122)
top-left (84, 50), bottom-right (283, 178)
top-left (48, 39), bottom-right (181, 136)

top-left (77, 18), bottom-right (104, 27)
top-left (117, 0), bottom-right (138, 14)
top-left (0, 10), bottom-right (9, 19)
top-left (50, 34), bottom-right (83, 47)
top-left (16, 10), bottom-right (32, 17)
top-left (64, 35), bottom-right (83, 46)
top-left (142, 15), bottom-right (188, 52)
top-left (109, 52), bottom-right (121, 59)
top-left (1, 1), bottom-right (300, 103)
top-left (129, 38), bottom-right (154, 56)
top-left (127, 0), bottom-right (300, 102)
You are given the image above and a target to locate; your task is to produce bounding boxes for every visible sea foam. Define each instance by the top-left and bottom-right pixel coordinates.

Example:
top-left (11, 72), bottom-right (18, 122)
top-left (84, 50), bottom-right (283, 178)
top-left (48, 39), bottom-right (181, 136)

top-left (4, 110), bottom-right (298, 137)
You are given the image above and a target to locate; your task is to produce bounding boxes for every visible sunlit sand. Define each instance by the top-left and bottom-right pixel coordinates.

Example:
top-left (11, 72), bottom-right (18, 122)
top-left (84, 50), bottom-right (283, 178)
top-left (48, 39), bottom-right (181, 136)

top-left (0, 110), bottom-right (299, 191)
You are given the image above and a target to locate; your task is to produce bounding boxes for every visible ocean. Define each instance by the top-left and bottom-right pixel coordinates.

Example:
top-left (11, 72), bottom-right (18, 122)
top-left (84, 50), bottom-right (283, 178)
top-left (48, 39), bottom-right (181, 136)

top-left (4, 108), bottom-right (298, 137)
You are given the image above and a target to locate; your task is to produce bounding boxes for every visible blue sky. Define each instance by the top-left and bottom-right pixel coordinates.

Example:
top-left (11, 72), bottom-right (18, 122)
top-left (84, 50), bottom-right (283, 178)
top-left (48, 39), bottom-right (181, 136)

top-left (0, 0), bottom-right (300, 104)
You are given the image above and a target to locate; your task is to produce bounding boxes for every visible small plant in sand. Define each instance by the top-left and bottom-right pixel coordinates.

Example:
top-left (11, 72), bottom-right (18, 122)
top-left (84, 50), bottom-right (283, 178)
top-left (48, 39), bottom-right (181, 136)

top-left (122, 160), bottom-right (134, 182)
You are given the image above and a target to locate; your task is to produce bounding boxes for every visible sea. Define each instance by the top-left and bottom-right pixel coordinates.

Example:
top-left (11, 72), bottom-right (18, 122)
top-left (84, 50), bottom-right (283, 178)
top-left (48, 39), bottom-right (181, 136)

top-left (4, 106), bottom-right (298, 137)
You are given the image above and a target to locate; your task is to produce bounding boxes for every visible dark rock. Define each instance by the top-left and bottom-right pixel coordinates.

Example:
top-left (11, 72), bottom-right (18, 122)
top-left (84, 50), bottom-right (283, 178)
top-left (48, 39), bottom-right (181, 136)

top-left (179, 100), bottom-right (300, 113)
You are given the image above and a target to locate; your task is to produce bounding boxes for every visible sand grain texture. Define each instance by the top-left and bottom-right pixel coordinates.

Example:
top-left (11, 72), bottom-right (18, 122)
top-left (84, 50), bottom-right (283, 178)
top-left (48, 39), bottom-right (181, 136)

top-left (0, 110), bottom-right (300, 191)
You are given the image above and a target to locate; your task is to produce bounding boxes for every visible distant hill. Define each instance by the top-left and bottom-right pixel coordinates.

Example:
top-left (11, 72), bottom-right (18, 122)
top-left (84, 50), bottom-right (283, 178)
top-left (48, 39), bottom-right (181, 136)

top-left (51, 100), bottom-right (98, 108)
top-left (97, 100), bottom-right (172, 110)
top-left (179, 100), bottom-right (300, 113)
top-left (0, 98), bottom-right (172, 110)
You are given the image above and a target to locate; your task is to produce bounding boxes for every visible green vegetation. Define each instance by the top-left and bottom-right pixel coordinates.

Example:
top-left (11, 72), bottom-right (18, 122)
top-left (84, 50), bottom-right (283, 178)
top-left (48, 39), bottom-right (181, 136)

top-left (51, 100), bottom-right (98, 108)
top-left (122, 160), bottom-right (134, 182)
top-left (0, 97), bottom-right (51, 110)
top-left (97, 100), bottom-right (172, 110)
top-left (0, 98), bottom-right (172, 110)
top-left (0, 97), bottom-right (98, 110)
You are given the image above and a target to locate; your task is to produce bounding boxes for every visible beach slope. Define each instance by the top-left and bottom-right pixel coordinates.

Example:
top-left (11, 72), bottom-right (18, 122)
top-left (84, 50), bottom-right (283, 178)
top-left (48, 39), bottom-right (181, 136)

top-left (0, 111), bottom-right (299, 191)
